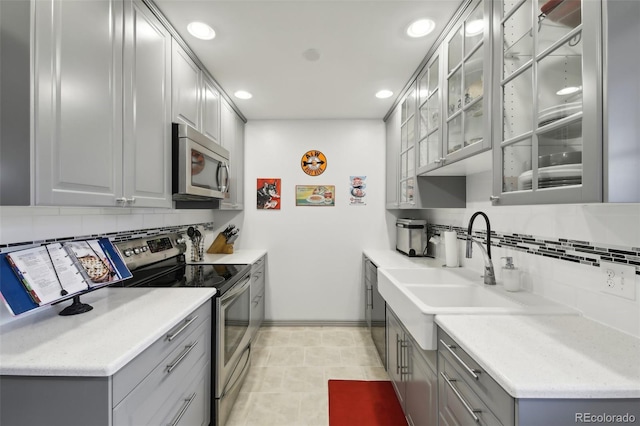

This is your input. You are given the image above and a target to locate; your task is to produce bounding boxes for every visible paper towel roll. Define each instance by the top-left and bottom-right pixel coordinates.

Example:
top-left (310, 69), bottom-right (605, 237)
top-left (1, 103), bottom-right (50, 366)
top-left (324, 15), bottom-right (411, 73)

top-left (444, 231), bottom-right (459, 267)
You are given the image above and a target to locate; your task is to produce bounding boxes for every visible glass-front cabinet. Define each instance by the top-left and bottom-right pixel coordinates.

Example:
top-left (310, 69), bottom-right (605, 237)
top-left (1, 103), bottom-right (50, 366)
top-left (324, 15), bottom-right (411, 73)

top-left (441, 0), bottom-right (492, 166)
top-left (399, 82), bottom-right (417, 206)
top-left (492, 0), bottom-right (602, 204)
top-left (417, 50), bottom-right (443, 173)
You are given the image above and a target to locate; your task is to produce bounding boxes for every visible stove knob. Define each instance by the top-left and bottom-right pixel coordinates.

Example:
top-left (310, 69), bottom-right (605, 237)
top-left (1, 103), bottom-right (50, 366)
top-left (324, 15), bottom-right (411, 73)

top-left (141, 246), bottom-right (148, 252)
top-left (133, 247), bottom-right (141, 254)
top-left (176, 238), bottom-right (186, 245)
top-left (123, 249), bottom-right (134, 257)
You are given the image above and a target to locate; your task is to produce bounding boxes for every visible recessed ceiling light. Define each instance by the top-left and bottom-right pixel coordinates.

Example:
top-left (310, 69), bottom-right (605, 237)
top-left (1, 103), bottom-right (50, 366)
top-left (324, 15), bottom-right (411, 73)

top-left (556, 86), bottom-right (582, 96)
top-left (234, 90), bottom-right (253, 100)
top-left (465, 19), bottom-right (484, 37)
top-left (187, 22), bottom-right (216, 40)
top-left (407, 19), bottom-right (435, 38)
top-left (376, 90), bottom-right (393, 99)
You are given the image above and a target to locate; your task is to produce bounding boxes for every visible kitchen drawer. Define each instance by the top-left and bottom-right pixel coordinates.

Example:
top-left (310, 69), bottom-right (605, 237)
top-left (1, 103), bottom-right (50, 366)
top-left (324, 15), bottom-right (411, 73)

top-left (112, 299), bottom-right (211, 406)
top-left (439, 353), bottom-right (504, 426)
top-left (150, 362), bottom-right (211, 426)
top-left (438, 329), bottom-right (514, 425)
top-left (251, 255), bottom-right (266, 273)
top-left (113, 317), bottom-right (211, 425)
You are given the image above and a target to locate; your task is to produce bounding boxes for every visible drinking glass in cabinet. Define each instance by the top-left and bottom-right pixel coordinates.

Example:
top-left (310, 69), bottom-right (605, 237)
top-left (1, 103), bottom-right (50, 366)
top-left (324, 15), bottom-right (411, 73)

top-left (448, 68), bottom-right (462, 115)
top-left (502, 0), bottom-right (533, 78)
top-left (464, 104), bottom-right (483, 148)
top-left (539, 0), bottom-right (582, 52)
top-left (464, 46), bottom-right (484, 105)
top-left (502, 138), bottom-right (532, 192)
top-left (503, 68), bottom-right (534, 141)
top-left (464, 2), bottom-right (485, 55)
top-left (447, 115), bottom-right (463, 154)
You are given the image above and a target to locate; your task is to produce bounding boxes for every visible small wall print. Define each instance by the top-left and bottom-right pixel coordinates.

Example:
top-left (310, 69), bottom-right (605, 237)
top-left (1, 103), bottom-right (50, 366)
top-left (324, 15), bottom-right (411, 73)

top-left (295, 185), bottom-right (335, 206)
top-left (257, 178), bottom-right (281, 210)
top-left (349, 176), bottom-right (366, 206)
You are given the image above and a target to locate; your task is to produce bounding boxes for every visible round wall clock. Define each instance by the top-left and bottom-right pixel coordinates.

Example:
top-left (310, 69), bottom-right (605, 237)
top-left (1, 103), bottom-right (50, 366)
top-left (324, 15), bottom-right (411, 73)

top-left (301, 150), bottom-right (327, 176)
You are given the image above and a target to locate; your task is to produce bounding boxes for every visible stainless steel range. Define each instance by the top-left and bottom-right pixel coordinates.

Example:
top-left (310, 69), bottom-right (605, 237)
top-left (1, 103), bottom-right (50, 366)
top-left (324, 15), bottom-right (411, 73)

top-left (113, 233), bottom-right (252, 426)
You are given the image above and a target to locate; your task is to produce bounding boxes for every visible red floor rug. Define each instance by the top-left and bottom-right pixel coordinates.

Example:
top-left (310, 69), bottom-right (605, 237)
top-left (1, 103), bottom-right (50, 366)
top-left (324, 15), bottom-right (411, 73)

top-left (328, 380), bottom-right (408, 426)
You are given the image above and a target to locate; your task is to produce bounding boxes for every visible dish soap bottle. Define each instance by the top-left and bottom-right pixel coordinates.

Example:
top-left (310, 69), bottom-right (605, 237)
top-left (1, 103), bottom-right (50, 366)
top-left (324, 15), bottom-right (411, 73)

top-left (501, 256), bottom-right (520, 292)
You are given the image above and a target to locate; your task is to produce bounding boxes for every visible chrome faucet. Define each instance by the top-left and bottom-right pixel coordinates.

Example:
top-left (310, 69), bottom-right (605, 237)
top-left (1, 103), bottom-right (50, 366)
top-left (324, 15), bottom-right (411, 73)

top-left (465, 211), bottom-right (496, 285)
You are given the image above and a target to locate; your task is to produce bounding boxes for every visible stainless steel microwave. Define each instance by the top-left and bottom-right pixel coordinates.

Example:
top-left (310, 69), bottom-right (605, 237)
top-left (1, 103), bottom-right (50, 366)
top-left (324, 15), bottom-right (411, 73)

top-left (172, 123), bottom-right (230, 201)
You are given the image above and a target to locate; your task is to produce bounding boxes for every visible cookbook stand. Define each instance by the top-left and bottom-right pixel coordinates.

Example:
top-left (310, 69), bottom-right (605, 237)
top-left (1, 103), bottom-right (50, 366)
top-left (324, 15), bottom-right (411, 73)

top-left (58, 295), bottom-right (93, 316)
top-left (207, 233), bottom-right (234, 254)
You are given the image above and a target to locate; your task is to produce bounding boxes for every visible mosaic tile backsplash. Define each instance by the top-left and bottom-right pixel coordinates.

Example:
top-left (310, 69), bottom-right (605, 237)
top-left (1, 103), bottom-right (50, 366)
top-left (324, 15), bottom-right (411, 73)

top-left (429, 224), bottom-right (640, 275)
top-left (0, 222), bottom-right (215, 253)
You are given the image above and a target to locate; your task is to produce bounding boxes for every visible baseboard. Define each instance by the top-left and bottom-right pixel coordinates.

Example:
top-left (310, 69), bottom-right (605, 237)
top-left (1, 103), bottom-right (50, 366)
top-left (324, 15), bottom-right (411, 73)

top-left (261, 320), bottom-right (367, 327)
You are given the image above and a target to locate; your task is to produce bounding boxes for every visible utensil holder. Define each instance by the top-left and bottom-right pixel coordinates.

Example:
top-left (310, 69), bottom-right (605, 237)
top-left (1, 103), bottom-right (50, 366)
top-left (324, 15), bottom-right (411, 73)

top-left (207, 233), bottom-right (234, 254)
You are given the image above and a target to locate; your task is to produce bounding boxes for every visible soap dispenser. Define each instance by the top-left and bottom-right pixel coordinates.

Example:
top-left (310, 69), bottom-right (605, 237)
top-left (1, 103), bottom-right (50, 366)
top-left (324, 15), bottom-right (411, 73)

top-left (501, 256), bottom-right (520, 292)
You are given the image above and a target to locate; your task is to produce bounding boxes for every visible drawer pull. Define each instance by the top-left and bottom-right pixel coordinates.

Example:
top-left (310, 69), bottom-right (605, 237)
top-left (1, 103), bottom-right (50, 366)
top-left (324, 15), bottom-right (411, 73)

top-left (169, 392), bottom-right (196, 426)
top-left (167, 341), bottom-right (198, 374)
top-left (440, 339), bottom-right (480, 380)
top-left (440, 372), bottom-right (481, 423)
top-left (167, 316), bottom-right (199, 342)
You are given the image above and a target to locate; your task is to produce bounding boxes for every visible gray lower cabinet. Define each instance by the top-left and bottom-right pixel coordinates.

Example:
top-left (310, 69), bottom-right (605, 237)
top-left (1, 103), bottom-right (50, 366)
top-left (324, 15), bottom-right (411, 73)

top-left (0, 301), bottom-right (212, 426)
top-left (438, 327), bottom-right (640, 426)
top-left (387, 306), bottom-right (438, 426)
top-left (249, 255), bottom-right (266, 340)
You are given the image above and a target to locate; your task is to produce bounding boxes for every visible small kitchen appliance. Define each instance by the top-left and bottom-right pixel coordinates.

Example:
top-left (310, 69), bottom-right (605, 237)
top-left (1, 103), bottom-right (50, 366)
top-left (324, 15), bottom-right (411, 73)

top-left (396, 218), bottom-right (427, 257)
top-left (113, 233), bottom-right (252, 426)
top-left (172, 123), bottom-right (230, 201)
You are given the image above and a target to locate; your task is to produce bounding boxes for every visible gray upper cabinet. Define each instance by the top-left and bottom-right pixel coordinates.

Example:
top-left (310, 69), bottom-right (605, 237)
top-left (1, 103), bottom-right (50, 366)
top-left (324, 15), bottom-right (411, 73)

top-left (385, 105), bottom-right (401, 208)
top-left (437, 0), bottom-right (493, 175)
top-left (33, 0), bottom-right (172, 207)
top-left (122, 0), bottom-right (172, 208)
top-left (492, 0), bottom-right (602, 205)
top-left (171, 39), bottom-right (202, 131)
top-left (34, 0), bottom-right (124, 206)
top-left (202, 76), bottom-right (221, 144)
top-left (220, 98), bottom-right (244, 210)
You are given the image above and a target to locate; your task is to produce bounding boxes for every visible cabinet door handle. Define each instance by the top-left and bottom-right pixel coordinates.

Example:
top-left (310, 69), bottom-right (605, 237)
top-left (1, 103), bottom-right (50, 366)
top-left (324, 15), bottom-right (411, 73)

top-left (126, 197), bottom-right (136, 205)
top-left (166, 341), bottom-right (198, 374)
top-left (169, 392), bottom-right (197, 426)
top-left (440, 339), bottom-right (480, 380)
top-left (396, 334), bottom-right (402, 375)
top-left (115, 197), bottom-right (127, 205)
top-left (400, 340), bottom-right (410, 381)
top-left (440, 372), bottom-right (481, 423)
top-left (489, 196), bottom-right (500, 202)
top-left (167, 315), bottom-right (199, 342)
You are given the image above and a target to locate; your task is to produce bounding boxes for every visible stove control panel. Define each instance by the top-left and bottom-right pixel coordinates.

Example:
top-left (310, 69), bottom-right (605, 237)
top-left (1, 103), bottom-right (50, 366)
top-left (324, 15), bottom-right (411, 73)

top-left (115, 233), bottom-right (186, 270)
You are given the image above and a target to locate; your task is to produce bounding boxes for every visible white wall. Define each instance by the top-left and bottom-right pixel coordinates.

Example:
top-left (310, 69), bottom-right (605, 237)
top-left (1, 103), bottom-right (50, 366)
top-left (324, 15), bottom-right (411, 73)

top-left (423, 170), bottom-right (640, 337)
top-left (237, 119), bottom-right (390, 322)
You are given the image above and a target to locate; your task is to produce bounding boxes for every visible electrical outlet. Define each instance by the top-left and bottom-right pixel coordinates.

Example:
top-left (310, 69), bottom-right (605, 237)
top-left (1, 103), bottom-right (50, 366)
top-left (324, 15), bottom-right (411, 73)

top-left (600, 262), bottom-right (637, 300)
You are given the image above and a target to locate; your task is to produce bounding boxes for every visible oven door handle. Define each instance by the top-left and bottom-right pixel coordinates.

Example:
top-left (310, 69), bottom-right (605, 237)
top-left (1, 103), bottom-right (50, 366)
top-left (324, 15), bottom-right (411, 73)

top-left (220, 274), bottom-right (251, 303)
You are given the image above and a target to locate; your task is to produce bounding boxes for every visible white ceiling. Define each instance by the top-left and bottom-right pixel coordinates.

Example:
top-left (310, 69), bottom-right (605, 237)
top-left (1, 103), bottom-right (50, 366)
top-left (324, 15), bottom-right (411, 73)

top-left (153, 0), bottom-right (463, 120)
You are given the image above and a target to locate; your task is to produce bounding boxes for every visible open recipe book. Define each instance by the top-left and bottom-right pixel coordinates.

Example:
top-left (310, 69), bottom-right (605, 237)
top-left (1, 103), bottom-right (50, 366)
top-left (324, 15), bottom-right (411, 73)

top-left (1, 238), bottom-right (131, 312)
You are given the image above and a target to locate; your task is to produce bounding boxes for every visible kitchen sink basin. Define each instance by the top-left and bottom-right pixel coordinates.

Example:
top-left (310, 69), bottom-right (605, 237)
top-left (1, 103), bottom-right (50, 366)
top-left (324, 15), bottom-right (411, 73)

top-left (405, 284), bottom-right (522, 308)
top-left (378, 267), bottom-right (576, 350)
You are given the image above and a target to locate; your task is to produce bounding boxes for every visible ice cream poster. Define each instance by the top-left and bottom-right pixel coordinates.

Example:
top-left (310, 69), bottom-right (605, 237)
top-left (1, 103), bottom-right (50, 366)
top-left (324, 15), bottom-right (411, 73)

top-left (257, 178), bottom-right (281, 210)
top-left (349, 176), bottom-right (366, 206)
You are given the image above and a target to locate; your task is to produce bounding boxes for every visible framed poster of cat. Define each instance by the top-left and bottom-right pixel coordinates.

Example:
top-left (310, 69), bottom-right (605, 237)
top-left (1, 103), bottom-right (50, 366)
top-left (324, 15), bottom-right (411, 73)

top-left (257, 178), bottom-right (281, 210)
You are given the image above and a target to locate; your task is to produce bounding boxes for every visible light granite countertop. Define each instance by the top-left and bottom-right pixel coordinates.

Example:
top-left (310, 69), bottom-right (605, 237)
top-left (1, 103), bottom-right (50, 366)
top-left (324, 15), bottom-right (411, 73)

top-left (436, 314), bottom-right (640, 399)
top-left (364, 248), bottom-right (640, 399)
top-left (0, 287), bottom-right (216, 377)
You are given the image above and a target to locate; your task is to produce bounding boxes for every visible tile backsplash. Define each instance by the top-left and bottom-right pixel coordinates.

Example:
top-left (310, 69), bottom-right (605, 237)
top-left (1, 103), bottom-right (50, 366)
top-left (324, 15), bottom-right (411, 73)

top-left (429, 224), bottom-right (640, 275)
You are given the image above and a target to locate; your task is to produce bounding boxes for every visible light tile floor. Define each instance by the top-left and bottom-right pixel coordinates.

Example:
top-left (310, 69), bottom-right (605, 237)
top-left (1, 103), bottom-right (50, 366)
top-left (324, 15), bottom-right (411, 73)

top-left (225, 326), bottom-right (389, 426)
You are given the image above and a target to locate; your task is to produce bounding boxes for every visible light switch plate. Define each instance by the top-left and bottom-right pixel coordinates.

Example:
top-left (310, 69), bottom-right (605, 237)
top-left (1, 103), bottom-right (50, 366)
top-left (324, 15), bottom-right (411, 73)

top-left (600, 261), bottom-right (637, 300)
